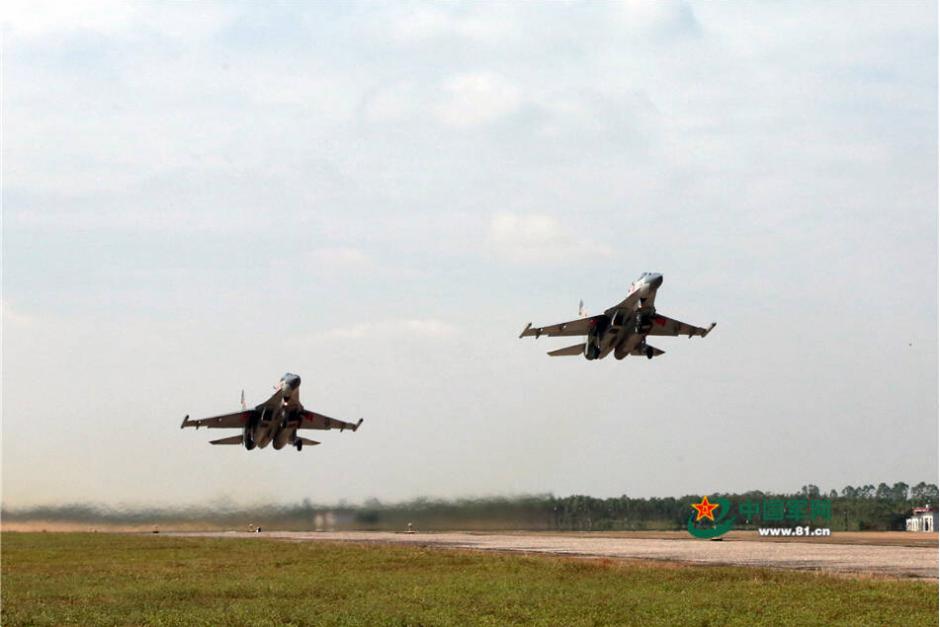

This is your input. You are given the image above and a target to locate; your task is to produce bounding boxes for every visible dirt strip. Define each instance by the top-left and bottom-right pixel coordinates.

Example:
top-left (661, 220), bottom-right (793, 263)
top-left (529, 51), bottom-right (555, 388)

top-left (165, 530), bottom-right (939, 579)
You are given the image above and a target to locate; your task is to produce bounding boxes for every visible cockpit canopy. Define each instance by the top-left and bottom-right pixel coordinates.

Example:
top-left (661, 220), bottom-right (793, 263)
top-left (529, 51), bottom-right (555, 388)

top-left (281, 373), bottom-right (302, 389)
top-left (632, 272), bottom-right (663, 290)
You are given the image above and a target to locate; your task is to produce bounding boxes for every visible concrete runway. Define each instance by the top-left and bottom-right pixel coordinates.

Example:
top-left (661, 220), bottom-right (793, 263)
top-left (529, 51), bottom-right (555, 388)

top-left (167, 531), bottom-right (939, 579)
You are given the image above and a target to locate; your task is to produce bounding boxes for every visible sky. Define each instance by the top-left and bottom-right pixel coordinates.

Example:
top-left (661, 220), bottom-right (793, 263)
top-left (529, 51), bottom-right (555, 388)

top-left (2, 1), bottom-right (937, 508)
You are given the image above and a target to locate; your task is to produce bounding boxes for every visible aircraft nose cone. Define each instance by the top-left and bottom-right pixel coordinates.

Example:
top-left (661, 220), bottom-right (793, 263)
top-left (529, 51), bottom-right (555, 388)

top-left (648, 274), bottom-right (663, 288)
top-left (282, 373), bottom-right (301, 389)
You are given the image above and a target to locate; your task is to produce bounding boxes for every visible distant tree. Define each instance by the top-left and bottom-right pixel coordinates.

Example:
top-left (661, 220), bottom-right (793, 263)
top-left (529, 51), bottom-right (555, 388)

top-left (876, 483), bottom-right (891, 499)
top-left (859, 484), bottom-right (875, 499)
top-left (891, 482), bottom-right (909, 502)
top-left (841, 485), bottom-right (858, 498)
top-left (828, 489), bottom-right (838, 499)
top-left (926, 484), bottom-right (940, 504)
top-left (801, 484), bottom-right (821, 498)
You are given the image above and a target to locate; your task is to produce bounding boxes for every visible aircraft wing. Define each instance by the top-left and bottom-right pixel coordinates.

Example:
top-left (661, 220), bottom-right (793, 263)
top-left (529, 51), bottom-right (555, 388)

top-left (181, 410), bottom-right (253, 429)
top-left (519, 315), bottom-right (606, 338)
top-left (646, 315), bottom-right (716, 338)
top-left (298, 410), bottom-right (363, 432)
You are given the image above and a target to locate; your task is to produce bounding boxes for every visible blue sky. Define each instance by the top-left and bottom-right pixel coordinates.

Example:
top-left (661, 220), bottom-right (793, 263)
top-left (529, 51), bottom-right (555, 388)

top-left (3, 1), bottom-right (937, 507)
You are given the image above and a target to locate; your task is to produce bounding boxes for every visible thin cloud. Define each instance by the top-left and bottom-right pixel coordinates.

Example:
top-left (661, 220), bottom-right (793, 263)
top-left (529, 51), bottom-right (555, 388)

top-left (312, 319), bottom-right (459, 342)
top-left (434, 72), bottom-right (523, 129)
top-left (361, 72), bottom-right (523, 130)
top-left (389, 5), bottom-right (515, 45)
top-left (487, 213), bottom-right (613, 264)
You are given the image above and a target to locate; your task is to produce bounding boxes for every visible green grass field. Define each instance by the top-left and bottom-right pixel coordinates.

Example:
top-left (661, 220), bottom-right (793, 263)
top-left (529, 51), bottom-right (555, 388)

top-left (2, 533), bottom-right (936, 626)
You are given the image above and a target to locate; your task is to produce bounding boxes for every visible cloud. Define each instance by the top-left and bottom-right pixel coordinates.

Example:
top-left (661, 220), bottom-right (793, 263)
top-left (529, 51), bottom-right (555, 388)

top-left (2, 0), bottom-right (233, 42)
top-left (1, 0), bottom-right (138, 37)
top-left (389, 5), bottom-right (515, 45)
top-left (434, 72), bottom-right (522, 129)
top-left (360, 71), bottom-right (523, 130)
top-left (359, 81), bottom-right (422, 125)
top-left (486, 213), bottom-right (612, 263)
top-left (614, 1), bottom-right (701, 38)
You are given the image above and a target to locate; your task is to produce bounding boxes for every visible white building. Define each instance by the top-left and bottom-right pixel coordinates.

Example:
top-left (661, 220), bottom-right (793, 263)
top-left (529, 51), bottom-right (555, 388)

top-left (313, 511), bottom-right (336, 531)
top-left (905, 506), bottom-right (937, 532)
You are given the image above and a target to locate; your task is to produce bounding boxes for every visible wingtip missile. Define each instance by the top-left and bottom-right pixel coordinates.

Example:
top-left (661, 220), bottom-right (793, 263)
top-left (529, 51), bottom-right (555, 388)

top-left (180, 415), bottom-right (202, 429)
top-left (354, 418), bottom-right (364, 432)
top-left (703, 322), bottom-right (717, 337)
top-left (519, 322), bottom-right (532, 339)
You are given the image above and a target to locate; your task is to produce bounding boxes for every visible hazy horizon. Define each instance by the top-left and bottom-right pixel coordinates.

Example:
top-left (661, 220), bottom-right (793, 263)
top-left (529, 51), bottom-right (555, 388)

top-left (3, 1), bottom-right (937, 508)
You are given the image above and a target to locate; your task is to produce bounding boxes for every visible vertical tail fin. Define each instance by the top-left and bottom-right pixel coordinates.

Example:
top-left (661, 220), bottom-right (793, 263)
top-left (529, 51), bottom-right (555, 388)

top-left (578, 300), bottom-right (587, 318)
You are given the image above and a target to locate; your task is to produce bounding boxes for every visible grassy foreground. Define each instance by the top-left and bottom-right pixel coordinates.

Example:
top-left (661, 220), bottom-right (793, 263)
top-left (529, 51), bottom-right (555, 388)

top-left (2, 533), bottom-right (936, 626)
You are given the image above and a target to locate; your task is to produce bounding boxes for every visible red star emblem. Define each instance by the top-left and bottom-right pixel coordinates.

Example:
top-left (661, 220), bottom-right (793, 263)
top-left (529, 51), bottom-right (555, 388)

top-left (691, 496), bottom-right (720, 522)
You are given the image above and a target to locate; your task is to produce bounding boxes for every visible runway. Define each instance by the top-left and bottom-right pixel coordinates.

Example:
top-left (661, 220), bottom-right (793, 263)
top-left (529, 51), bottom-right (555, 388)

top-left (165, 531), bottom-right (939, 579)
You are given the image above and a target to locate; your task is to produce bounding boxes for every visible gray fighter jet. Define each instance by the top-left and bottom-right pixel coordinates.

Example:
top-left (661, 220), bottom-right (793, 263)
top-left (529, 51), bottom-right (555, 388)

top-left (181, 373), bottom-right (362, 451)
top-left (519, 273), bottom-right (715, 360)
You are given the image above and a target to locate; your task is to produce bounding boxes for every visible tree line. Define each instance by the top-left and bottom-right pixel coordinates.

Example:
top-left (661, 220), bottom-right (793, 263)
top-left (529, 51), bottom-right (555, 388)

top-left (538, 482), bottom-right (939, 532)
top-left (3, 482), bottom-right (936, 532)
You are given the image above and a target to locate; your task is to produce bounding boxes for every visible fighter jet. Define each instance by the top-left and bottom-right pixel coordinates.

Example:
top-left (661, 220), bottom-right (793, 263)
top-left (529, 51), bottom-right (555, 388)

top-left (180, 373), bottom-right (362, 451)
top-left (519, 273), bottom-right (715, 360)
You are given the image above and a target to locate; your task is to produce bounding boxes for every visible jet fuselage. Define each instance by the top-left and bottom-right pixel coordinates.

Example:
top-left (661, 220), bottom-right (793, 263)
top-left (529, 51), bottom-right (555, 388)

top-left (246, 373), bottom-right (304, 450)
top-left (589, 272), bottom-right (663, 361)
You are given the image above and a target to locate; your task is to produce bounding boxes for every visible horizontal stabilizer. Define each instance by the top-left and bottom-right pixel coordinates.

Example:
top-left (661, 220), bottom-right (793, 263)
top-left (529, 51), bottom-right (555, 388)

top-left (630, 343), bottom-right (665, 358)
top-left (547, 343), bottom-right (585, 357)
top-left (296, 438), bottom-right (321, 447)
top-left (209, 435), bottom-right (244, 445)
